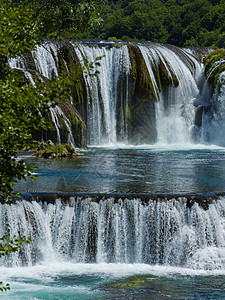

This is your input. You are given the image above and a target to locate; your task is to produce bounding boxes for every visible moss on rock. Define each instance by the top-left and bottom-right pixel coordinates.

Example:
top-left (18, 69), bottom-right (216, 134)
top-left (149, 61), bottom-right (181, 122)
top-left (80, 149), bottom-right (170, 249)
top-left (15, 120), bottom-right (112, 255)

top-left (36, 142), bottom-right (84, 159)
top-left (123, 43), bottom-right (158, 144)
top-left (158, 58), bottom-right (179, 87)
top-left (57, 41), bottom-right (87, 106)
top-left (204, 49), bottom-right (225, 88)
top-left (104, 274), bottom-right (158, 289)
top-left (12, 69), bottom-right (29, 86)
top-left (128, 43), bottom-right (156, 101)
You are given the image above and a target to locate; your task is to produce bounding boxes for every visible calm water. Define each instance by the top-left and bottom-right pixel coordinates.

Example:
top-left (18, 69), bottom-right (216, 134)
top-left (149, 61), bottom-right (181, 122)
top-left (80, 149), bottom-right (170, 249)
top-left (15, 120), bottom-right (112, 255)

top-left (7, 144), bottom-right (225, 299)
top-left (16, 144), bottom-right (225, 194)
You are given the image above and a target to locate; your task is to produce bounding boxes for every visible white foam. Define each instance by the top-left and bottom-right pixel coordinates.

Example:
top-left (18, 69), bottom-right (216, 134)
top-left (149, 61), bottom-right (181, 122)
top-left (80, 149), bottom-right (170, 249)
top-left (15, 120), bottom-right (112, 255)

top-left (87, 142), bottom-right (225, 152)
top-left (1, 262), bottom-right (225, 283)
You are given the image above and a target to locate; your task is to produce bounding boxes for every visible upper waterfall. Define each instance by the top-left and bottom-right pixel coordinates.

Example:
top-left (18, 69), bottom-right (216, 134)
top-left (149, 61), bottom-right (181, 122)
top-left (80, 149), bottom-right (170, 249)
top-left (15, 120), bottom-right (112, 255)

top-left (139, 44), bottom-right (202, 145)
top-left (73, 41), bottom-right (203, 146)
top-left (9, 40), bottom-right (214, 147)
top-left (74, 43), bottom-right (131, 145)
top-left (200, 71), bottom-right (225, 146)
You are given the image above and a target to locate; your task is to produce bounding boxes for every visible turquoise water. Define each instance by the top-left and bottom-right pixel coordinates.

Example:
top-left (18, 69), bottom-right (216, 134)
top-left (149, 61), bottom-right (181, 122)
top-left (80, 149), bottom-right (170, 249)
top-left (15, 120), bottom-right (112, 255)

top-left (2, 263), bottom-right (225, 299)
top-left (16, 144), bottom-right (225, 194)
top-left (7, 144), bottom-right (225, 299)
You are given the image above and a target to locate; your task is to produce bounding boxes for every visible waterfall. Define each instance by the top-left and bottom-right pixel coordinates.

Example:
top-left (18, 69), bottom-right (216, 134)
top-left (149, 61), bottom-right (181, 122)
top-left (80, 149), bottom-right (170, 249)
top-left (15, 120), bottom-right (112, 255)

top-left (1, 196), bottom-right (225, 270)
top-left (200, 71), bottom-right (225, 146)
top-left (32, 43), bottom-right (59, 79)
top-left (139, 44), bottom-right (202, 145)
top-left (74, 42), bottom-right (131, 145)
top-left (73, 42), bottom-right (203, 146)
top-left (11, 40), bottom-right (221, 147)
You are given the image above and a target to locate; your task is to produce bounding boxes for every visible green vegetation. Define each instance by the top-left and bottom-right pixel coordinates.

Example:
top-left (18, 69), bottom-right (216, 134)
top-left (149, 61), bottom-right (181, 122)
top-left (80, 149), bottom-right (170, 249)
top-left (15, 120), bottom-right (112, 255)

top-left (8, 0), bottom-right (105, 39)
top-left (87, 0), bottom-right (225, 48)
top-left (36, 142), bottom-right (84, 158)
top-left (12, 0), bottom-right (225, 48)
top-left (105, 274), bottom-right (158, 289)
top-left (204, 49), bottom-right (225, 87)
top-left (129, 43), bottom-right (155, 100)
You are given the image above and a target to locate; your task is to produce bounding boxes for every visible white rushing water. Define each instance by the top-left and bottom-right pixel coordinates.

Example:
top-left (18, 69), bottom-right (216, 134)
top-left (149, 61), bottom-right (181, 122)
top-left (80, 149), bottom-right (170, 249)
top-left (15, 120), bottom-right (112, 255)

top-left (32, 43), bottom-right (59, 79)
top-left (1, 197), bottom-right (225, 270)
top-left (73, 42), bottom-right (204, 147)
top-left (200, 71), bottom-right (225, 146)
top-left (140, 44), bottom-right (202, 145)
top-left (74, 43), bottom-right (131, 145)
top-left (11, 41), bottom-right (224, 148)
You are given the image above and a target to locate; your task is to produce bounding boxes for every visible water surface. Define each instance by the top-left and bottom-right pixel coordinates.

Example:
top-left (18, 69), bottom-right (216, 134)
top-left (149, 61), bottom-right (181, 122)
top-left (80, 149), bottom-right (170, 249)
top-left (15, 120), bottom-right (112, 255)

top-left (16, 144), bottom-right (225, 194)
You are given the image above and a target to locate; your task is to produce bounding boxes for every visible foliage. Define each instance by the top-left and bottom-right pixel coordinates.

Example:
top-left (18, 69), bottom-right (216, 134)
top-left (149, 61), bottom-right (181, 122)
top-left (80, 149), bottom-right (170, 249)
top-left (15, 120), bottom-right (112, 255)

top-left (0, 0), bottom-right (103, 291)
top-left (89, 0), bottom-right (225, 47)
top-left (9, 0), bottom-right (105, 39)
top-left (0, 70), bottom-right (76, 199)
top-left (0, 282), bottom-right (10, 292)
top-left (7, 0), bottom-right (225, 47)
top-left (0, 235), bottom-right (32, 258)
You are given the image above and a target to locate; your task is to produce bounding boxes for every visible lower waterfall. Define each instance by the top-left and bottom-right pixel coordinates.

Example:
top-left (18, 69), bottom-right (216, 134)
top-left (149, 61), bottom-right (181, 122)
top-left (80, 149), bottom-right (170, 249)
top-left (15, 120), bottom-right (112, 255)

top-left (1, 196), bottom-right (225, 270)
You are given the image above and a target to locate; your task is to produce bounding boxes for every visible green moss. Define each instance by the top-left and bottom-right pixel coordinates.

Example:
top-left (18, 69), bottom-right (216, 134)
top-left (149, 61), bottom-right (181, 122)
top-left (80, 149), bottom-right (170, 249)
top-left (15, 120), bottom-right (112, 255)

top-left (23, 51), bottom-right (36, 70)
top-left (58, 43), bottom-right (77, 71)
top-left (159, 59), bottom-right (179, 87)
top-left (151, 59), bottom-right (162, 93)
top-left (128, 43), bottom-right (156, 101)
top-left (36, 143), bottom-right (79, 159)
top-left (125, 103), bottom-right (131, 119)
top-left (56, 99), bottom-right (86, 147)
top-left (204, 49), bottom-right (225, 89)
top-left (106, 274), bottom-right (158, 289)
top-left (58, 42), bottom-right (86, 106)
top-left (108, 37), bottom-right (122, 42)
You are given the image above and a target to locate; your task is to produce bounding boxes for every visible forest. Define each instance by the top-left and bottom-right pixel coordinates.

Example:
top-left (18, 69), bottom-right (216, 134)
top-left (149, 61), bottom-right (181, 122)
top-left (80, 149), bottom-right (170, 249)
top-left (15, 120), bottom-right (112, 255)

top-left (11, 0), bottom-right (225, 48)
top-left (79, 0), bottom-right (225, 48)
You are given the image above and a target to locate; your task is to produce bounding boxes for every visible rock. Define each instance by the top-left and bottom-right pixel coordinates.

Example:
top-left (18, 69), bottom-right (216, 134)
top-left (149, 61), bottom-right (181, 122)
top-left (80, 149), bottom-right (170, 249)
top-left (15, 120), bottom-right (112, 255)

top-left (73, 152), bottom-right (85, 156)
top-left (46, 140), bottom-right (55, 146)
top-left (36, 143), bottom-right (84, 159)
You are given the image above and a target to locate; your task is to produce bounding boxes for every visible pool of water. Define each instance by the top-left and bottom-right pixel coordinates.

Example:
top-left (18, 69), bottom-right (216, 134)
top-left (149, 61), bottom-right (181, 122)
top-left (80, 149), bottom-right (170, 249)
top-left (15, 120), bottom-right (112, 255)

top-left (16, 143), bottom-right (225, 194)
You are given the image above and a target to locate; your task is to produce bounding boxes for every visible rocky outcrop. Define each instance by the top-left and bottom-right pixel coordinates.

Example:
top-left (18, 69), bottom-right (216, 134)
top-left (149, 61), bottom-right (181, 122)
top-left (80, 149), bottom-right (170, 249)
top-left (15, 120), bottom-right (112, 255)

top-left (126, 43), bottom-right (157, 144)
top-left (36, 141), bottom-right (84, 159)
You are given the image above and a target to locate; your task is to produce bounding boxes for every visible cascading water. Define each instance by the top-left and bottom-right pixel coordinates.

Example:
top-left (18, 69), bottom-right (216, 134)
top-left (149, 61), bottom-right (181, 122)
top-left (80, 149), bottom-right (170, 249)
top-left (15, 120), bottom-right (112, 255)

top-left (5, 42), bottom-right (225, 298)
top-left (200, 70), bottom-right (225, 146)
top-left (1, 197), bottom-right (225, 270)
top-left (32, 43), bottom-right (59, 80)
top-left (139, 44), bottom-right (202, 145)
top-left (10, 40), bottom-right (215, 147)
top-left (73, 42), bottom-right (204, 146)
top-left (74, 43), bottom-right (131, 145)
